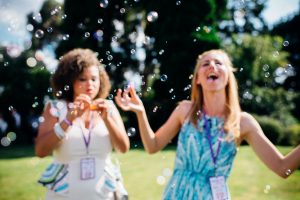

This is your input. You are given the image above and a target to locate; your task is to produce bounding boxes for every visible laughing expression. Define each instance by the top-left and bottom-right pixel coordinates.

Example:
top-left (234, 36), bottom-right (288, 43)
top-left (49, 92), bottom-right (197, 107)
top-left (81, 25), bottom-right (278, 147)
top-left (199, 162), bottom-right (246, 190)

top-left (196, 52), bottom-right (229, 92)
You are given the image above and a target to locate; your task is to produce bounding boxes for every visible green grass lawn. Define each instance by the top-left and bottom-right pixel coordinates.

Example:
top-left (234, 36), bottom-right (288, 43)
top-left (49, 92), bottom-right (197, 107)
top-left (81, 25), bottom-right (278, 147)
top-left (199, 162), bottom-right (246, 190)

top-left (0, 145), bottom-right (300, 200)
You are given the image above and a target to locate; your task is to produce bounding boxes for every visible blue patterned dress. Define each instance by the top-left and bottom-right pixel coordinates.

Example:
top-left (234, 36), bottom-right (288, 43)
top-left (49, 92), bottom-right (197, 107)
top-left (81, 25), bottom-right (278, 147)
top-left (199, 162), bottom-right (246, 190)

top-left (163, 115), bottom-right (237, 200)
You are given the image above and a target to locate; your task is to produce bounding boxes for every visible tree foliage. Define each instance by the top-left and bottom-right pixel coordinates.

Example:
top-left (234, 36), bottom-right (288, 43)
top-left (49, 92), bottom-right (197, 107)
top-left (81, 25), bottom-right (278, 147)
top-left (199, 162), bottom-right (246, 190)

top-left (219, 0), bottom-right (268, 35)
top-left (1, 0), bottom-right (299, 145)
top-left (0, 47), bottom-right (50, 144)
top-left (25, 0), bottom-right (230, 131)
top-left (272, 8), bottom-right (300, 118)
top-left (223, 34), bottom-right (298, 125)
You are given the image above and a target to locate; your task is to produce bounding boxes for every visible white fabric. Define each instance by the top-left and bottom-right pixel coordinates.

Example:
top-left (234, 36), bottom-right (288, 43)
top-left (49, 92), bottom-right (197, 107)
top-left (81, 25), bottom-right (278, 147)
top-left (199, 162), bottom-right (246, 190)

top-left (45, 100), bottom-right (114, 200)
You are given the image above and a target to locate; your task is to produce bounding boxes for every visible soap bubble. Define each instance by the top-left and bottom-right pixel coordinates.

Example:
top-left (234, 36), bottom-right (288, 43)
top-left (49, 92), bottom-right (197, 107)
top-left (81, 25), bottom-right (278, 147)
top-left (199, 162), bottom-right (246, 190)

top-left (147, 11), bottom-right (158, 22)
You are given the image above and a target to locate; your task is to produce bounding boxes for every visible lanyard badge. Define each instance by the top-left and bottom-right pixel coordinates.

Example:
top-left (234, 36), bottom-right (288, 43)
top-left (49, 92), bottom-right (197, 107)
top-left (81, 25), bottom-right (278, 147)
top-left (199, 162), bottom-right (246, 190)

top-left (209, 176), bottom-right (228, 200)
top-left (79, 112), bottom-right (95, 180)
top-left (204, 113), bottom-right (228, 200)
top-left (80, 157), bottom-right (95, 180)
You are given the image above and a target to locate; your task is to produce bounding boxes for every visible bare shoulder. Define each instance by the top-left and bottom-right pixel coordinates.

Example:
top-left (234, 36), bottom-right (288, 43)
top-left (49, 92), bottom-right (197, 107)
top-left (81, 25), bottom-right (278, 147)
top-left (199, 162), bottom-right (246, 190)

top-left (43, 101), bottom-right (55, 117)
top-left (175, 100), bottom-right (192, 124)
top-left (107, 99), bottom-right (116, 108)
top-left (104, 99), bottom-right (117, 110)
top-left (176, 100), bottom-right (192, 112)
top-left (37, 101), bottom-right (59, 136)
top-left (178, 100), bottom-right (192, 108)
top-left (103, 99), bottom-right (121, 117)
top-left (240, 111), bottom-right (260, 139)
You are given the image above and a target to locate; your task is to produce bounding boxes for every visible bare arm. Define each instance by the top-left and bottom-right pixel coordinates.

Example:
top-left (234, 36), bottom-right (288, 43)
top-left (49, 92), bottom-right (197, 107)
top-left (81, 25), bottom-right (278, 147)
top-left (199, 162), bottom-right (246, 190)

top-left (35, 103), bottom-right (68, 157)
top-left (97, 100), bottom-right (129, 153)
top-left (35, 95), bottom-right (91, 157)
top-left (115, 86), bottom-right (187, 154)
top-left (241, 112), bottom-right (300, 178)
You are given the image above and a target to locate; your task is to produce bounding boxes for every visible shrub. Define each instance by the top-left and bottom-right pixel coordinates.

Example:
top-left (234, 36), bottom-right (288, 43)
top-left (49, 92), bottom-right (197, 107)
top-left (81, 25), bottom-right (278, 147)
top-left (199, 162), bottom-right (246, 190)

top-left (286, 124), bottom-right (300, 146)
top-left (253, 115), bottom-right (285, 145)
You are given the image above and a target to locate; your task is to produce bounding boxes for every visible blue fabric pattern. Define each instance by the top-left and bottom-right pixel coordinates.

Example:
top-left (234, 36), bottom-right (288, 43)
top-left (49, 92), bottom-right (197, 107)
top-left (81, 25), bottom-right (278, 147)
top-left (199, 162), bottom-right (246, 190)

top-left (163, 115), bottom-right (237, 200)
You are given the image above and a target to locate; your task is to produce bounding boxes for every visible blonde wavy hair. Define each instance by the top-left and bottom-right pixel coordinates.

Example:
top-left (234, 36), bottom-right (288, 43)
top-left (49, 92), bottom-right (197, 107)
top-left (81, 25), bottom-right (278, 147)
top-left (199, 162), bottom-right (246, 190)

top-left (189, 49), bottom-right (241, 139)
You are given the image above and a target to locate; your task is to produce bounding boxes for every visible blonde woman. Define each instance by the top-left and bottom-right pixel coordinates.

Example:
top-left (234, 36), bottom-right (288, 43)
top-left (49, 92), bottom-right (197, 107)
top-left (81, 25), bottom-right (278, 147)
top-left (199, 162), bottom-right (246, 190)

top-left (115, 49), bottom-right (300, 200)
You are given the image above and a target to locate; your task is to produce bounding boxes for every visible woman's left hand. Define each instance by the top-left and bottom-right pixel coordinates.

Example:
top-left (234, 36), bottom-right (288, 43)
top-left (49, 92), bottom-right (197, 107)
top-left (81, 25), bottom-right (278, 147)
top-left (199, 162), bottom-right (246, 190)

top-left (90, 98), bottom-right (113, 120)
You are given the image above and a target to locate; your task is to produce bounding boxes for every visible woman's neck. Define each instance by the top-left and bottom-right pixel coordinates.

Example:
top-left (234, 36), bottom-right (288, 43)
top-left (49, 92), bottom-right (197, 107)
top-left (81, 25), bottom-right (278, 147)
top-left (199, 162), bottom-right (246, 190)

top-left (203, 91), bottom-right (226, 117)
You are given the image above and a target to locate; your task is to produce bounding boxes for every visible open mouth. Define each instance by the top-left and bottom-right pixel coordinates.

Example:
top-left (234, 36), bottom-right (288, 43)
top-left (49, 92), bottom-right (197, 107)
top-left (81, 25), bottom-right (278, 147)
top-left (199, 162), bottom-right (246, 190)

top-left (207, 73), bottom-right (218, 81)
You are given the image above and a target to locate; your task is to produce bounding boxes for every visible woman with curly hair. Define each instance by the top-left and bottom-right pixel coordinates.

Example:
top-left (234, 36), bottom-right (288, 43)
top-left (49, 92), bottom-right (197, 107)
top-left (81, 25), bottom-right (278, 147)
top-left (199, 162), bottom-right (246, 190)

top-left (36, 48), bottom-right (129, 200)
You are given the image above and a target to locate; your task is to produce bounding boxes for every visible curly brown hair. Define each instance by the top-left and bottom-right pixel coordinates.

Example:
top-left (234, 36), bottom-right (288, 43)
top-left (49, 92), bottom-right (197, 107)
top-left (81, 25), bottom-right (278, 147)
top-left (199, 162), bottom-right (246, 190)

top-left (51, 48), bottom-right (111, 102)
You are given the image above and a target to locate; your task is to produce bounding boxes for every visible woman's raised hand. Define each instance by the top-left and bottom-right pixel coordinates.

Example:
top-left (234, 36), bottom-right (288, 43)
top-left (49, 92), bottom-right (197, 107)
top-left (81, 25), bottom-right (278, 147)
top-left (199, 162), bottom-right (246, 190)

top-left (67, 94), bottom-right (91, 120)
top-left (91, 98), bottom-right (113, 120)
top-left (115, 85), bottom-right (145, 114)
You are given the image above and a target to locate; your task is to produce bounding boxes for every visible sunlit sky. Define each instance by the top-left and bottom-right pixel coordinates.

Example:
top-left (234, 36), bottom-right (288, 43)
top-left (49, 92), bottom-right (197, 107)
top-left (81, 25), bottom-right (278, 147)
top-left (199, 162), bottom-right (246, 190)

top-left (263, 0), bottom-right (299, 27)
top-left (0, 0), bottom-right (299, 47)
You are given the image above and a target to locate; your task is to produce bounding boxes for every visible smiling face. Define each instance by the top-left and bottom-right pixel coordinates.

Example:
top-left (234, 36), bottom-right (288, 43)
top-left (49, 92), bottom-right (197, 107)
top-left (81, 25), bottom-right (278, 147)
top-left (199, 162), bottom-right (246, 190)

top-left (196, 52), bottom-right (230, 92)
top-left (73, 65), bottom-right (100, 100)
top-left (190, 50), bottom-right (241, 136)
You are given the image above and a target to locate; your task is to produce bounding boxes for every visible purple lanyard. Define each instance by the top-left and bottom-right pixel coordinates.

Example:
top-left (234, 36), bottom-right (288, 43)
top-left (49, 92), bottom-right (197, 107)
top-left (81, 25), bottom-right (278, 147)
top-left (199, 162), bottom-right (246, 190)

top-left (79, 112), bottom-right (94, 154)
top-left (204, 113), bottom-right (224, 165)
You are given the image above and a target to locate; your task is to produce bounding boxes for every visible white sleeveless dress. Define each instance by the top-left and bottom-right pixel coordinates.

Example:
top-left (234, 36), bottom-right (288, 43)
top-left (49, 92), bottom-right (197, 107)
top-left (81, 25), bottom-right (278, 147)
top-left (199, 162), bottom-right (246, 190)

top-left (44, 100), bottom-right (115, 200)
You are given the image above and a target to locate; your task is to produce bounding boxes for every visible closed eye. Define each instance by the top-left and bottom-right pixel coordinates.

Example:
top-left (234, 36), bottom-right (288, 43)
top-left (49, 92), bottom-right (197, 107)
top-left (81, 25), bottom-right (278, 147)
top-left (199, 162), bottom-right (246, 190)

top-left (202, 63), bottom-right (210, 67)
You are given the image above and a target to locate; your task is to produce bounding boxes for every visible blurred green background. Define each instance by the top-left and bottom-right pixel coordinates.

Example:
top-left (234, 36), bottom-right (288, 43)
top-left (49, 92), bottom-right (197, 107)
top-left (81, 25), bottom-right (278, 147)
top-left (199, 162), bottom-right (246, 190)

top-left (1, 0), bottom-right (300, 199)
top-left (1, 0), bottom-right (300, 147)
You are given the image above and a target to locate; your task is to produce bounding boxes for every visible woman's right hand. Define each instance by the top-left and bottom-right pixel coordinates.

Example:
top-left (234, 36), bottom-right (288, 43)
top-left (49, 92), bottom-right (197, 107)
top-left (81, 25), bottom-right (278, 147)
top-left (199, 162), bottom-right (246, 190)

top-left (67, 94), bottom-right (91, 120)
top-left (115, 85), bottom-right (145, 114)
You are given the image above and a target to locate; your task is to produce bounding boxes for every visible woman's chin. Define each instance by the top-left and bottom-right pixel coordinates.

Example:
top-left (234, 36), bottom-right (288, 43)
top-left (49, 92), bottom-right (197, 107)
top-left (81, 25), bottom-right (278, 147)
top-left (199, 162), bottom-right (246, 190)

top-left (85, 92), bottom-right (96, 99)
